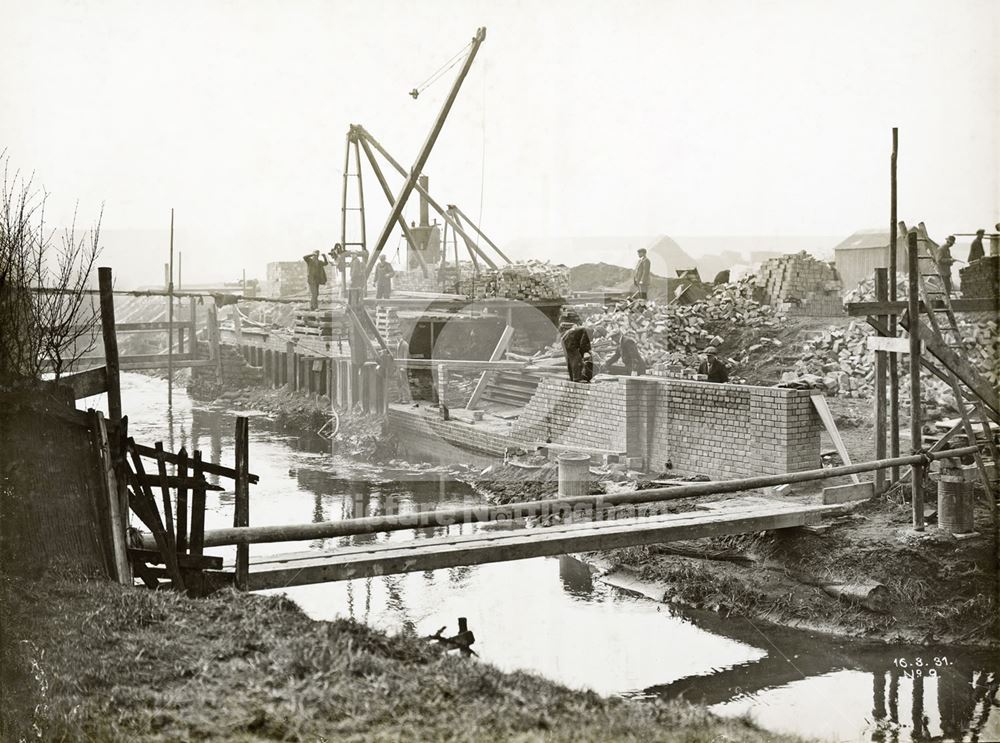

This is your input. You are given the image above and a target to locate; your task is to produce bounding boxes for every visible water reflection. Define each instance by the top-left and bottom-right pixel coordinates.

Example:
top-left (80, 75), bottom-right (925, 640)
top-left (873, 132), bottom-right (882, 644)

top-left (115, 374), bottom-right (998, 743)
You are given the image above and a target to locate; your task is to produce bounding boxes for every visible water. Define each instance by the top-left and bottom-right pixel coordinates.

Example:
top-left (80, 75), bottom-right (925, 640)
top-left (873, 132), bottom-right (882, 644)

top-left (84, 373), bottom-right (1000, 743)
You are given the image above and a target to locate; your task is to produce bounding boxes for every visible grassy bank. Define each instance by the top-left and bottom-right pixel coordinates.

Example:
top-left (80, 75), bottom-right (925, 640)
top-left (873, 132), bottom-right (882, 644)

top-left (0, 576), bottom-right (808, 743)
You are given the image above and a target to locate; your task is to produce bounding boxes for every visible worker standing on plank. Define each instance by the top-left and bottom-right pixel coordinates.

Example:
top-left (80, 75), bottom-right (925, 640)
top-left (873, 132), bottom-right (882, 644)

top-left (373, 254), bottom-right (396, 299)
top-left (698, 346), bottom-right (729, 383)
top-left (561, 323), bottom-right (596, 383)
top-left (303, 250), bottom-right (329, 310)
top-left (934, 235), bottom-right (959, 294)
top-left (968, 229), bottom-right (985, 263)
top-left (633, 248), bottom-right (651, 300)
top-left (606, 331), bottom-right (647, 376)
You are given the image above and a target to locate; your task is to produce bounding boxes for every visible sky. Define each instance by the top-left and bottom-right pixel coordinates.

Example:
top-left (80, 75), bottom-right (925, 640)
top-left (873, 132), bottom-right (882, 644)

top-left (2, 0), bottom-right (998, 286)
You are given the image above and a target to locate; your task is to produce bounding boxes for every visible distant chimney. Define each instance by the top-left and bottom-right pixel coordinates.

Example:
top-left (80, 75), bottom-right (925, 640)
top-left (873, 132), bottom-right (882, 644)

top-left (419, 175), bottom-right (429, 227)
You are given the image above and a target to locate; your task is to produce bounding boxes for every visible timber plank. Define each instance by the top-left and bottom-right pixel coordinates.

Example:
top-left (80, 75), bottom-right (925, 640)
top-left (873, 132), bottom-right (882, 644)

top-left (240, 504), bottom-right (834, 589)
top-left (133, 443), bottom-right (259, 484)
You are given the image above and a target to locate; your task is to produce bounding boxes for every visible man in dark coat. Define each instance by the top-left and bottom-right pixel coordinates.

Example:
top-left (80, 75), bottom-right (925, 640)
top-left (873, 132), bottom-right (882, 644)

top-left (968, 229), bottom-right (985, 263)
top-left (303, 250), bottom-right (328, 310)
top-left (606, 331), bottom-right (647, 376)
top-left (373, 254), bottom-right (396, 299)
top-left (561, 323), bottom-right (597, 383)
top-left (633, 248), bottom-right (651, 300)
top-left (698, 346), bottom-right (728, 383)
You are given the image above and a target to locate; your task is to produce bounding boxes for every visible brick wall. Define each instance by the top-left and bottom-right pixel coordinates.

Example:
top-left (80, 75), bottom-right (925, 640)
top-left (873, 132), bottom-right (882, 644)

top-left (511, 378), bottom-right (628, 453)
top-left (960, 257), bottom-right (999, 299)
top-left (507, 376), bottom-right (821, 478)
top-left (643, 380), bottom-right (821, 477)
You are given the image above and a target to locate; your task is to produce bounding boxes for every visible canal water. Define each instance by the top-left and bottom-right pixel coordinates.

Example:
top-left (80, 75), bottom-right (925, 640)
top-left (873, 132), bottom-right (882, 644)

top-left (89, 374), bottom-right (999, 743)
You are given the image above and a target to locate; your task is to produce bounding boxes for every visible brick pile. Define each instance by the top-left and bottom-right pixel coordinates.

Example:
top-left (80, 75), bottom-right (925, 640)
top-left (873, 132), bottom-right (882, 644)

top-left (375, 306), bottom-right (401, 346)
top-left (754, 251), bottom-right (843, 316)
top-left (472, 260), bottom-right (571, 301)
top-left (960, 257), bottom-right (999, 300)
top-left (574, 276), bottom-right (783, 377)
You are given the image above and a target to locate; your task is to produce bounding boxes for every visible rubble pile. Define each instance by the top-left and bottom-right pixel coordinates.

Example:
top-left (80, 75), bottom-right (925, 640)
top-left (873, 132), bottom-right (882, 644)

top-left (789, 321), bottom-right (876, 397)
top-left (845, 276), bottom-right (999, 387)
top-left (562, 277), bottom-right (785, 375)
top-left (467, 260), bottom-right (571, 301)
top-left (755, 251), bottom-right (843, 316)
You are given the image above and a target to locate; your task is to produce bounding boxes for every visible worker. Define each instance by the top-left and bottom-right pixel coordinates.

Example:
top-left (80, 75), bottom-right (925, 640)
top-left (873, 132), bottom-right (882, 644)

top-left (373, 254), bottom-right (396, 299)
top-left (698, 346), bottom-right (728, 383)
top-left (633, 248), bottom-right (651, 300)
top-left (302, 250), bottom-right (329, 310)
top-left (968, 229), bottom-right (985, 263)
top-left (606, 331), bottom-right (647, 376)
top-left (561, 323), bottom-right (596, 383)
top-left (348, 254), bottom-right (365, 305)
top-left (934, 235), bottom-right (958, 294)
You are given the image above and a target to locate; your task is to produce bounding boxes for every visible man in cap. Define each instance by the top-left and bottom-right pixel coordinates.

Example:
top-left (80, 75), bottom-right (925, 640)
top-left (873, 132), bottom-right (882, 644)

top-left (302, 249), bottom-right (329, 310)
top-left (934, 235), bottom-right (959, 294)
top-left (606, 330), bottom-right (647, 376)
top-left (373, 254), bottom-right (396, 299)
top-left (698, 346), bottom-right (729, 383)
top-left (633, 248), bottom-right (651, 300)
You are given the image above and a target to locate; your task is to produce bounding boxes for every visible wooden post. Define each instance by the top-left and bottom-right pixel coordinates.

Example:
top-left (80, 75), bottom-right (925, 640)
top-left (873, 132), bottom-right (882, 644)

top-left (92, 410), bottom-right (131, 584)
top-left (437, 363), bottom-right (447, 415)
top-left (189, 450), bottom-right (207, 556)
top-left (286, 342), bottom-right (296, 391)
top-left (176, 447), bottom-right (188, 554)
top-left (97, 268), bottom-right (122, 427)
top-left (234, 417), bottom-right (250, 591)
top-left (907, 230), bottom-right (924, 530)
top-left (889, 128), bottom-right (900, 482)
top-left (232, 305), bottom-right (243, 343)
top-left (874, 269), bottom-right (888, 494)
top-left (207, 301), bottom-right (221, 379)
top-left (168, 208), bottom-right (175, 406)
top-left (189, 297), bottom-right (198, 357)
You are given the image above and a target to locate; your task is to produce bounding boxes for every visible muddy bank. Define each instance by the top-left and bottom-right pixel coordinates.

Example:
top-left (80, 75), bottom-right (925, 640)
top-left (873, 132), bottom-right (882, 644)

top-left (471, 462), bottom-right (998, 649)
top-left (191, 379), bottom-right (399, 461)
top-left (0, 575), bottom-right (807, 743)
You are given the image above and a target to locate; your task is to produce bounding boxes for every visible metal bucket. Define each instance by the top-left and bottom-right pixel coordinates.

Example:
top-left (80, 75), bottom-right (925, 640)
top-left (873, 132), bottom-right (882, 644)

top-left (558, 452), bottom-right (591, 497)
top-left (937, 475), bottom-right (974, 535)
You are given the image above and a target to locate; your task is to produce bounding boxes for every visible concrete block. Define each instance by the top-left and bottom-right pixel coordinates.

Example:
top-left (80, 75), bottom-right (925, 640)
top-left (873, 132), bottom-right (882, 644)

top-left (822, 481), bottom-right (874, 504)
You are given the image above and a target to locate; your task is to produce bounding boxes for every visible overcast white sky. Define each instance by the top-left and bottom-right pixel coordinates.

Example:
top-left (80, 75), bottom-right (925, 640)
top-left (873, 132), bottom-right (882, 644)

top-left (2, 0), bottom-right (997, 285)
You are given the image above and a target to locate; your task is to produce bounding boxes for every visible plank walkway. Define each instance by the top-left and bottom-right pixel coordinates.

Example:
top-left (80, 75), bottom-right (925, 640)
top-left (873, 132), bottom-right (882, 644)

top-left (236, 499), bottom-right (837, 590)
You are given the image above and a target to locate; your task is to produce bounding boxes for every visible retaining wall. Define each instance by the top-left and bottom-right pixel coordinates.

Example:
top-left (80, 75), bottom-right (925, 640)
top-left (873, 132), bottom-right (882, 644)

top-left (509, 376), bottom-right (821, 478)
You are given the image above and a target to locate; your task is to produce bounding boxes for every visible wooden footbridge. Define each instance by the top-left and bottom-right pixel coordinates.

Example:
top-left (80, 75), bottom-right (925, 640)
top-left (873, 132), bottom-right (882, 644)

top-left (233, 499), bottom-right (833, 590)
top-left (129, 440), bottom-right (980, 594)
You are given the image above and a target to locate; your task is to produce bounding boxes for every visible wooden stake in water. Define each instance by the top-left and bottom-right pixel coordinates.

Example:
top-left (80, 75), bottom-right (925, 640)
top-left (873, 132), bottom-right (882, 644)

top-left (168, 208), bottom-right (175, 407)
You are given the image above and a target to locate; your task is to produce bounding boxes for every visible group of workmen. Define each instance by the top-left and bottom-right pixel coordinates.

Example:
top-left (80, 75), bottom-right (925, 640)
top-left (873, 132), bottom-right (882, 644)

top-left (934, 226), bottom-right (998, 295)
top-left (302, 245), bottom-right (396, 310)
top-left (559, 247), bottom-right (728, 384)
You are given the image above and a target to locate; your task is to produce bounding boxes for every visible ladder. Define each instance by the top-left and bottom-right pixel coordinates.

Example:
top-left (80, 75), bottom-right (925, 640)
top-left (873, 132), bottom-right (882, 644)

top-left (913, 231), bottom-right (999, 512)
top-left (339, 133), bottom-right (368, 295)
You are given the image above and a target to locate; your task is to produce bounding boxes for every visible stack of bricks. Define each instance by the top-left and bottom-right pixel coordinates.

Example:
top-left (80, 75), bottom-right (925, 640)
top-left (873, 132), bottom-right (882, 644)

top-left (479, 261), bottom-right (571, 301)
top-left (511, 377), bottom-right (627, 453)
top-left (393, 267), bottom-right (441, 294)
top-left (960, 257), bottom-right (999, 299)
top-left (264, 261), bottom-right (308, 298)
top-left (755, 251), bottom-right (843, 317)
top-left (375, 306), bottom-right (401, 346)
